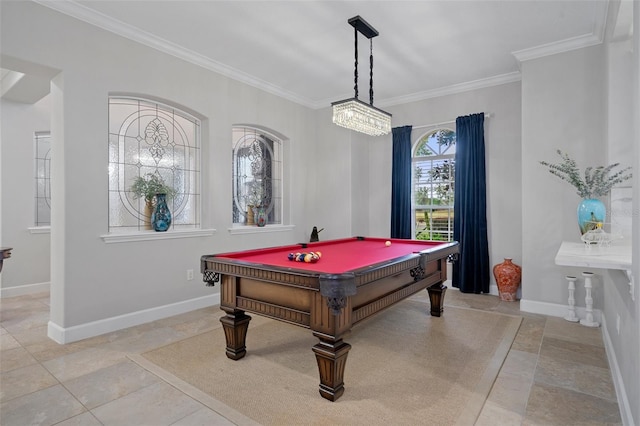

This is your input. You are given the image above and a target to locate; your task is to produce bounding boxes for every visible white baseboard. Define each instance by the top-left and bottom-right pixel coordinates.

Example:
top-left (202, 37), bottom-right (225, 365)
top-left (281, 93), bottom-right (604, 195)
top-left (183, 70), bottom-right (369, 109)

top-left (1, 282), bottom-right (51, 298)
top-left (519, 298), bottom-right (602, 324)
top-left (601, 316), bottom-right (634, 426)
top-left (47, 293), bottom-right (220, 344)
top-left (519, 298), bottom-right (569, 318)
top-left (490, 284), bottom-right (499, 296)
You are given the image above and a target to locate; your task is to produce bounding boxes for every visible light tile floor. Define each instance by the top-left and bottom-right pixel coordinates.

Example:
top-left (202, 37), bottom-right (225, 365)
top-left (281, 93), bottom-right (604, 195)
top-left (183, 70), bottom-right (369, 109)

top-left (0, 290), bottom-right (621, 425)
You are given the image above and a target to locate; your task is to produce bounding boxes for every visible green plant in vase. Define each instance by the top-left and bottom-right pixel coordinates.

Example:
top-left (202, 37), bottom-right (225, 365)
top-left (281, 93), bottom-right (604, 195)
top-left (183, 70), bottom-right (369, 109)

top-left (130, 173), bottom-right (176, 229)
top-left (246, 181), bottom-right (268, 226)
top-left (540, 150), bottom-right (632, 234)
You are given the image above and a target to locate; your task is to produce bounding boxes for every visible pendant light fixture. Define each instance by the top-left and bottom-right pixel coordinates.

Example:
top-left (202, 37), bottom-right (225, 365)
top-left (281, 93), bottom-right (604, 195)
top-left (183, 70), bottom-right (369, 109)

top-left (332, 15), bottom-right (392, 136)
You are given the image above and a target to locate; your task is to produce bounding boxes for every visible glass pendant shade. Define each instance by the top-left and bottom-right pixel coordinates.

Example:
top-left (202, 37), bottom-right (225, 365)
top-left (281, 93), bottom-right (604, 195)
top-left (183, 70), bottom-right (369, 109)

top-left (332, 98), bottom-right (392, 137)
top-left (332, 16), bottom-right (391, 136)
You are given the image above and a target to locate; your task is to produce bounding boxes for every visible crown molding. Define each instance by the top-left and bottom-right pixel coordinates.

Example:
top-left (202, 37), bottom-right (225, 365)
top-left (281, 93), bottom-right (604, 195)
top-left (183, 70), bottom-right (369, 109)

top-left (512, 33), bottom-right (603, 63)
top-left (366, 72), bottom-right (522, 108)
top-left (513, 0), bottom-right (608, 63)
top-left (33, 0), bottom-right (316, 108)
top-left (33, 0), bottom-right (608, 110)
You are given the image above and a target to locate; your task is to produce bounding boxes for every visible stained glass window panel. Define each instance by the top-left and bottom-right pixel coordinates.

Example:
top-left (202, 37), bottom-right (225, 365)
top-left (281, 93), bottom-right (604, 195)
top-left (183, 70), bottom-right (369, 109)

top-left (232, 127), bottom-right (283, 225)
top-left (108, 97), bottom-right (201, 232)
top-left (34, 132), bottom-right (51, 227)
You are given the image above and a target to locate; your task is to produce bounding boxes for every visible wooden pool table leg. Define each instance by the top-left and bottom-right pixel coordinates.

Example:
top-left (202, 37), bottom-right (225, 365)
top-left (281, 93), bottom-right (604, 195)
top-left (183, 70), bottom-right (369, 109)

top-left (427, 283), bottom-right (447, 317)
top-left (219, 309), bottom-right (252, 360)
top-left (312, 336), bottom-right (351, 402)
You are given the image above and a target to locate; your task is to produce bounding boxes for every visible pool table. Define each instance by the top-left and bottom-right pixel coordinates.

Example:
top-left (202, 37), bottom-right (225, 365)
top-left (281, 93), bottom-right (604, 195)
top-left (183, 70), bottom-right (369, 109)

top-left (201, 236), bottom-right (458, 401)
top-left (0, 247), bottom-right (12, 273)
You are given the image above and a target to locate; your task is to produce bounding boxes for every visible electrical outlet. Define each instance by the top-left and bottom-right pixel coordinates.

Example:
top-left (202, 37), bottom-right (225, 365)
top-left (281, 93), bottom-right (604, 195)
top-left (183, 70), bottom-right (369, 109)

top-left (187, 269), bottom-right (194, 281)
top-left (616, 314), bottom-right (621, 335)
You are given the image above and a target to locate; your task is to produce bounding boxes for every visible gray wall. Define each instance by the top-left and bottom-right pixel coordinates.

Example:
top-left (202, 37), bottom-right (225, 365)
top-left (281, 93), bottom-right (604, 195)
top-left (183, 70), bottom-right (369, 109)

top-left (1, 1), bottom-right (320, 340)
top-left (521, 46), bottom-right (607, 308)
top-left (518, 35), bottom-right (638, 426)
top-left (1, 96), bottom-right (52, 296)
top-left (631, 5), bottom-right (640, 421)
top-left (1, 1), bottom-right (638, 423)
top-left (604, 33), bottom-right (639, 425)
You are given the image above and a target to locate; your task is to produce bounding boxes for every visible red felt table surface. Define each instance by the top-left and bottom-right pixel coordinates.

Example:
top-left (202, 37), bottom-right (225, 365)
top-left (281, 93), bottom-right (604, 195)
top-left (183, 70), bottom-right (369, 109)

top-left (214, 237), bottom-right (447, 274)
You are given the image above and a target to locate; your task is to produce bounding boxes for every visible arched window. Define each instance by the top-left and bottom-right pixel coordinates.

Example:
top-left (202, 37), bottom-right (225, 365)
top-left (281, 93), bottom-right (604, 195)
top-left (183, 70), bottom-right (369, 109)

top-left (412, 128), bottom-right (456, 241)
top-left (232, 126), bottom-right (283, 226)
top-left (108, 97), bottom-right (201, 232)
top-left (34, 131), bottom-right (52, 227)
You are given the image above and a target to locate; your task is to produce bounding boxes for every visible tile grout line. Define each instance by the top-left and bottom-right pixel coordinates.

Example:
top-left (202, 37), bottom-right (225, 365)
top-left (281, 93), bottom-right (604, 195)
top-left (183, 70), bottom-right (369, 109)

top-left (519, 317), bottom-right (546, 424)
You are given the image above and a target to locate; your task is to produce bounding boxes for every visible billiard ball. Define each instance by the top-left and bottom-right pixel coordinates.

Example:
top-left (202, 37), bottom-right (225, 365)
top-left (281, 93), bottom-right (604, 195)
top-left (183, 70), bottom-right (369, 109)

top-left (385, 241), bottom-right (391, 247)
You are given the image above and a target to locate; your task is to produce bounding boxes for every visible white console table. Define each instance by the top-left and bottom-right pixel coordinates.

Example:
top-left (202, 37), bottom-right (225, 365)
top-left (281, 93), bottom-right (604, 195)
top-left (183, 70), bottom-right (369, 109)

top-left (555, 241), bottom-right (634, 325)
top-left (555, 241), bottom-right (632, 272)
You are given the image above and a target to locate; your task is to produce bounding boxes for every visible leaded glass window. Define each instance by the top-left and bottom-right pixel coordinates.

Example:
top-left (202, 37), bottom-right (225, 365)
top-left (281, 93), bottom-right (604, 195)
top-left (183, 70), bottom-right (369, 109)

top-left (34, 131), bottom-right (51, 227)
top-left (108, 97), bottom-right (201, 232)
top-left (412, 129), bottom-right (456, 241)
top-left (232, 127), bottom-right (282, 225)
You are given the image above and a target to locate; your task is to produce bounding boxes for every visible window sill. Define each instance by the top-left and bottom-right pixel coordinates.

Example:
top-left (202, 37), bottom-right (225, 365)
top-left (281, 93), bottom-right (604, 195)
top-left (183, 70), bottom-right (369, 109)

top-left (101, 228), bottom-right (216, 244)
top-left (29, 226), bottom-right (51, 234)
top-left (228, 224), bottom-right (295, 235)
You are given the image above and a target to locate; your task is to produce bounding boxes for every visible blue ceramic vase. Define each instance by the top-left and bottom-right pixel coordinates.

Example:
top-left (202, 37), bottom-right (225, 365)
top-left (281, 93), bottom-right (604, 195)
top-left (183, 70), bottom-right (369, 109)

top-left (577, 198), bottom-right (605, 235)
top-left (151, 193), bottom-right (172, 232)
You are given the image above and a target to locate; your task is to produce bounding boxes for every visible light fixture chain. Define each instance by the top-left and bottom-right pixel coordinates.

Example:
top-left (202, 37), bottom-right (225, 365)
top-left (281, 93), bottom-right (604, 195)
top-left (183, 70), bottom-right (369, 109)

top-left (369, 39), bottom-right (374, 106)
top-left (354, 26), bottom-right (359, 99)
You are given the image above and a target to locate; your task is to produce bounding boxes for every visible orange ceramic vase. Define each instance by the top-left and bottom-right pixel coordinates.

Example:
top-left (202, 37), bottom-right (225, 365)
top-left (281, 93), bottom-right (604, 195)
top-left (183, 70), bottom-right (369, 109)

top-left (493, 258), bottom-right (521, 302)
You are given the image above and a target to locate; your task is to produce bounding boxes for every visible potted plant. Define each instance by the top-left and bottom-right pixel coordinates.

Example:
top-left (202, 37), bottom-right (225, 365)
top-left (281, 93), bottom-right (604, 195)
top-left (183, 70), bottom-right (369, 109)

top-left (246, 181), bottom-right (268, 227)
top-left (540, 150), bottom-right (632, 234)
top-left (130, 173), bottom-right (176, 229)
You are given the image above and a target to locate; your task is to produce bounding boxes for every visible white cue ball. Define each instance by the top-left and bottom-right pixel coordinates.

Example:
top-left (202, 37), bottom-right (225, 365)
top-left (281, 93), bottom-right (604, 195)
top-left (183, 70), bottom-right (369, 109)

top-left (385, 241), bottom-right (391, 247)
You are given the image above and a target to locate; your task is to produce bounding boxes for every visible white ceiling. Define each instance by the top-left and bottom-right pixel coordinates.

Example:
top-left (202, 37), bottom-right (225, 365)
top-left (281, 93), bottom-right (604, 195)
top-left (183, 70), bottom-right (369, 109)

top-left (10, 1), bottom-right (630, 108)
